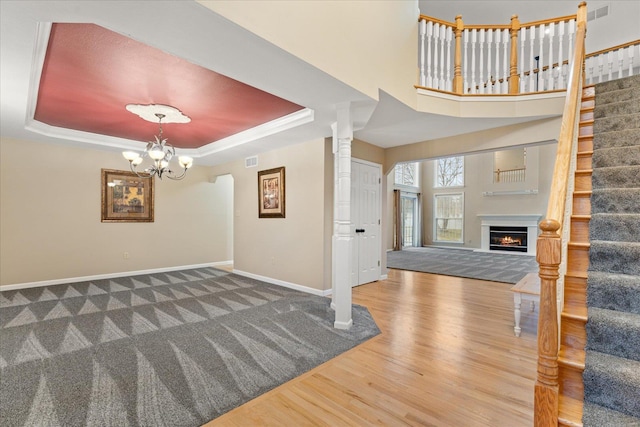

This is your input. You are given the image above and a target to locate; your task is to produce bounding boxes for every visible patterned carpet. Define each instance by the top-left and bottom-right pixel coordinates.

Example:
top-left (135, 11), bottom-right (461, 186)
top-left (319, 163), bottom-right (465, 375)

top-left (0, 267), bottom-right (380, 426)
top-left (387, 247), bottom-right (538, 283)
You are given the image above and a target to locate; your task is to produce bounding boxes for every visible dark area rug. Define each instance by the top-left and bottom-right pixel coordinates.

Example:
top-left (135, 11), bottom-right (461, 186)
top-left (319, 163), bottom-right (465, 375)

top-left (0, 267), bottom-right (380, 426)
top-left (387, 247), bottom-right (538, 284)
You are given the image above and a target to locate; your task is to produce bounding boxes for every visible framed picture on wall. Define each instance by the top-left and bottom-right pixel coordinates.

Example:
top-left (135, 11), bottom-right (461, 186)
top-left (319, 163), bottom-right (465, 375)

top-left (258, 166), bottom-right (285, 218)
top-left (101, 169), bottom-right (154, 222)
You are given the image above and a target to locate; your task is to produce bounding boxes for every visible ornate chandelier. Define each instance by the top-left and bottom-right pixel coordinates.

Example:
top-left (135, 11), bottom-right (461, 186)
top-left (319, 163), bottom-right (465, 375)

top-left (122, 105), bottom-right (193, 180)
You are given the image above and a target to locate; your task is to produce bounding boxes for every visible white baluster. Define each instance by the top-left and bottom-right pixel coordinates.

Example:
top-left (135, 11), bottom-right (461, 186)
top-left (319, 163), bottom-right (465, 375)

top-left (568, 19), bottom-right (575, 72)
top-left (419, 19), bottom-right (427, 87)
top-left (426, 21), bottom-right (434, 88)
top-left (529, 26), bottom-right (536, 92)
top-left (446, 26), bottom-right (453, 91)
top-left (538, 24), bottom-right (545, 91)
top-left (433, 23), bottom-right (440, 89)
top-left (479, 30), bottom-right (485, 93)
top-left (607, 51), bottom-right (614, 82)
top-left (558, 21), bottom-right (565, 89)
top-left (502, 29), bottom-right (509, 94)
top-left (617, 48), bottom-right (624, 79)
top-left (463, 30), bottom-right (469, 93)
top-left (586, 56), bottom-right (594, 85)
top-left (519, 27), bottom-right (526, 93)
top-left (471, 29), bottom-right (477, 93)
top-left (629, 45), bottom-right (636, 77)
top-left (598, 54), bottom-right (604, 83)
top-left (486, 30), bottom-right (493, 94)
top-left (494, 29), bottom-right (500, 93)
top-left (547, 22), bottom-right (555, 90)
top-left (439, 25), bottom-right (446, 90)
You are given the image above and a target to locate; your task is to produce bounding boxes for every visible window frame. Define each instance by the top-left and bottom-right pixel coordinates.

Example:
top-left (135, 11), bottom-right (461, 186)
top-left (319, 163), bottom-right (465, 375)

top-left (434, 156), bottom-right (465, 189)
top-left (433, 192), bottom-right (464, 243)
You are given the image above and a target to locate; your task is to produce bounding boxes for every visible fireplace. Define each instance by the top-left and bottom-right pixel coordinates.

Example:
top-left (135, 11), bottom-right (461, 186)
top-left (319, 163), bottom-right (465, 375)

top-left (490, 226), bottom-right (528, 252)
top-left (478, 214), bottom-right (541, 256)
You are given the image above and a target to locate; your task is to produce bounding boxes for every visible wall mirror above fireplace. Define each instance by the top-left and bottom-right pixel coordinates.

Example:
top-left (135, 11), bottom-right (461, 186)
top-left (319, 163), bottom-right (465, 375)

top-left (493, 147), bottom-right (526, 184)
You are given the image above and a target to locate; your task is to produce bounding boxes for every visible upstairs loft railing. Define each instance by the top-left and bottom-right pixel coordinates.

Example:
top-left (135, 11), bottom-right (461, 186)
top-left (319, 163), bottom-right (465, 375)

top-left (418, 7), bottom-right (639, 95)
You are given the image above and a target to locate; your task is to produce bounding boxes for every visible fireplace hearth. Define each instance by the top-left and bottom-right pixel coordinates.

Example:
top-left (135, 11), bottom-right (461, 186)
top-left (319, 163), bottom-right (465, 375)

top-left (490, 226), bottom-right (528, 252)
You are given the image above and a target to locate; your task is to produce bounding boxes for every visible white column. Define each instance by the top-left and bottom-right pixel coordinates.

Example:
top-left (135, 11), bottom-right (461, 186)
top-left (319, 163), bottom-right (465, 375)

top-left (332, 105), bottom-right (353, 330)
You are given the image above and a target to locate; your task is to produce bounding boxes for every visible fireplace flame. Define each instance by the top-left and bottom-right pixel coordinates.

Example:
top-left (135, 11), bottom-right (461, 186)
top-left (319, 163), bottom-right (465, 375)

top-left (500, 236), bottom-right (522, 246)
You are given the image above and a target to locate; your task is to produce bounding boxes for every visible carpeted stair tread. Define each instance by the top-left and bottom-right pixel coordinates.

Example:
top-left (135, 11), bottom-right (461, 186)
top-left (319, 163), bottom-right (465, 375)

top-left (591, 188), bottom-right (640, 214)
top-left (592, 128), bottom-right (640, 149)
top-left (591, 165), bottom-right (640, 189)
top-left (586, 307), bottom-right (640, 362)
top-left (588, 271), bottom-right (640, 314)
top-left (595, 74), bottom-right (640, 94)
top-left (588, 240), bottom-right (640, 276)
top-left (593, 113), bottom-right (640, 134)
top-left (583, 402), bottom-right (640, 427)
top-left (594, 86), bottom-right (640, 107)
top-left (589, 213), bottom-right (640, 243)
top-left (583, 351), bottom-right (640, 418)
top-left (594, 98), bottom-right (640, 118)
top-left (592, 145), bottom-right (640, 168)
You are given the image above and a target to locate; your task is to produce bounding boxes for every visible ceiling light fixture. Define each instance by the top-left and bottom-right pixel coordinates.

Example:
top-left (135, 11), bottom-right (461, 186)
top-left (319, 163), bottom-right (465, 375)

top-left (122, 105), bottom-right (193, 180)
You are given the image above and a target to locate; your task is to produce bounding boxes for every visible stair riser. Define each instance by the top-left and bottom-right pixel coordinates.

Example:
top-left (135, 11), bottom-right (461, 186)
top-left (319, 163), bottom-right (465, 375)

top-left (589, 242), bottom-right (640, 276)
top-left (592, 129), bottom-right (639, 149)
top-left (595, 86), bottom-right (640, 106)
top-left (570, 218), bottom-right (590, 243)
top-left (574, 172), bottom-right (592, 191)
top-left (580, 123), bottom-right (594, 137)
top-left (591, 189), bottom-right (640, 215)
top-left (565, 275), bottom-right (587, 307)
top-left (594, 99), bottom-right (640, 118)
top-left (586, 315), bottom-right (640, 363)
top-left (573, 193), bottom-right (591, 215)
top-left (559, 365), bottom-right (584, 401)
top-left (592, 145), bottom-right (640, 168)
top-left (592, 166), bottom-right (640, 189)
top-left (583, 367), bottom-right (640, 418)
top-left (593, 114), bottom-right (640, 134)
top-left (588, 273), bottom-right (640, 315)
top-left (578, 136), bottom-right (593, 152)
top-left (581, 110), bottom-right (594, 122)
top-left (562, 316), bottom-right (587, 349)
top-left (595, 75), bottom-right (640, 94)
top-left (567, 246), bottom-right (589, 273)
top-left (590, 214), bottom-right (640, 243)
top-left (576, 153), bottom-right (592, 170)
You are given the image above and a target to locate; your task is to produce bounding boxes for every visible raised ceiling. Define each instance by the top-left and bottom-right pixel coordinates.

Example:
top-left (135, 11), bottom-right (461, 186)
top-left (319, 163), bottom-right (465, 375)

top-left (34, 23), bottom-right (304, 150)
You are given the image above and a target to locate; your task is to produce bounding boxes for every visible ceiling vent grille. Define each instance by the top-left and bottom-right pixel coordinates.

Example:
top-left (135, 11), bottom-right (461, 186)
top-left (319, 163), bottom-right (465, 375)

top-left (587, 4), bottom-right (609, 22)
top-left (245, 156), bottom-right (258, 168)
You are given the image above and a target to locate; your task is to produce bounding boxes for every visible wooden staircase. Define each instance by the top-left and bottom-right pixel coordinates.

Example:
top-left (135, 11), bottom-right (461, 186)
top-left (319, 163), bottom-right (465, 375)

top-left (557, 85), bottom-right (594, 426)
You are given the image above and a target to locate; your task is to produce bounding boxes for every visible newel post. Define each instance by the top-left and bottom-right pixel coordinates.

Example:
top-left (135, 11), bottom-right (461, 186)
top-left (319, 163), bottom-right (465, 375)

top-left (534, 219), bottom-right (561, 426)
top-left (509, 14), bottom-right (521, 94)
top-left (453, 15), bottom-right (464, 94)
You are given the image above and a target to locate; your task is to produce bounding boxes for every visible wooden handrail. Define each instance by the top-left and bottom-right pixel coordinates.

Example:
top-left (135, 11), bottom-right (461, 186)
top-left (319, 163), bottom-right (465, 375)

top-left (586, 38), bottom-right (640, 58)
top-left (520, 14), bottom-right (578, 29)
top-left (418, 14), bottom-right (455, 28)
top-left (534, 2), bottom-right (587, 426)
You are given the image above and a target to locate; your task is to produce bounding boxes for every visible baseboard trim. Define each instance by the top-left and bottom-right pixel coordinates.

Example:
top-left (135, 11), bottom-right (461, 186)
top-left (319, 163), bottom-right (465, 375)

top-left (232, 269), bottom-right (331, 297)
top-left (0, 261), bottom-right (233, 291)
top-left (379, 274), bottom-right (388, 280)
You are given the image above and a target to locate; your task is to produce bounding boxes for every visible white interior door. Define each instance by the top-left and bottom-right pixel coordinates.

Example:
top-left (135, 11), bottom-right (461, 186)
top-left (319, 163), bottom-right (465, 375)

top-left (351, 160), bottom-right (381, 286)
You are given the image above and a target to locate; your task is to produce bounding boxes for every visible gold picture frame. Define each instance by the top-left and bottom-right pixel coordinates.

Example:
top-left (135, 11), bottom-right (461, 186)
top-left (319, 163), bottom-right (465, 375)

top-left (101, 169), bottom-right (154, 222)
top-left (258, 166), bottom-right (285, 218)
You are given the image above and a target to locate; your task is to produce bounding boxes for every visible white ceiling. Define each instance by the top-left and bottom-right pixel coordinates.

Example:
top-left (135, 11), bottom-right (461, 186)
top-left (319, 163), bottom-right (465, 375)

top-left (1, 1), bottom-right (635, 166)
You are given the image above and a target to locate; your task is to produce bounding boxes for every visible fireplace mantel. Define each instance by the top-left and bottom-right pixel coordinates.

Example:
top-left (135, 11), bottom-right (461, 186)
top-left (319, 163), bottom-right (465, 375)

top-left (477, 214), bottom-right (542, 255)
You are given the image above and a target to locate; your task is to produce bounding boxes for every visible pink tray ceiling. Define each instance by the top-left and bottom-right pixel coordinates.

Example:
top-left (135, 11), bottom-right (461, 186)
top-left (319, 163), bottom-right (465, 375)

top-left (34, 23), bottom-right (304, 149)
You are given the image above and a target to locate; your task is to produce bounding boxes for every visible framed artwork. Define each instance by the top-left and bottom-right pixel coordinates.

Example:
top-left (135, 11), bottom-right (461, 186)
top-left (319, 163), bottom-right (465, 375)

top-left (101, 169), bottom-right (154, 222)
top-left (258, 166), bottom-right (285, 218)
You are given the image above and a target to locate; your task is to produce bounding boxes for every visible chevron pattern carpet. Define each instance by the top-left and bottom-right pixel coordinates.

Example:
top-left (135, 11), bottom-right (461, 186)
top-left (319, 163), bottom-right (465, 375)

top-left (0, 267), bottom-right (380, 426)
top-left (387, 247), bottom-right (538, 284)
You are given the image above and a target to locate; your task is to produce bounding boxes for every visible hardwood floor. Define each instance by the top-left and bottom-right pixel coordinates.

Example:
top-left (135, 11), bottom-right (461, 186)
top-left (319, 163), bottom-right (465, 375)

top-left (206, 269), bottom-right (539, 426)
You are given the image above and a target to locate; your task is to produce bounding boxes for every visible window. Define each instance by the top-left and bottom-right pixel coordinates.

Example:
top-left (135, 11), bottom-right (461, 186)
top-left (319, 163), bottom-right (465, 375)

top-left (435, 156), bottom-right (464, 188)
top-left (395, 162), bottom-right (419, 187)
top-left (434, 193), bottom-right (463, 242)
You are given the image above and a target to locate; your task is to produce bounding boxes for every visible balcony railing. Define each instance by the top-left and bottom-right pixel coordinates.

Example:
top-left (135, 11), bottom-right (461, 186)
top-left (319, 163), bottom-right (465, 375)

top-left (418, 11), bottom-right (639, 95)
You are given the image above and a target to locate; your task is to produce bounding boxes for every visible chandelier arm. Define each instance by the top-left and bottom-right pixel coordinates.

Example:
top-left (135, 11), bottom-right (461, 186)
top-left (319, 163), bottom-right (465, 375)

top-left (165, 167), bottom-right (188, 181)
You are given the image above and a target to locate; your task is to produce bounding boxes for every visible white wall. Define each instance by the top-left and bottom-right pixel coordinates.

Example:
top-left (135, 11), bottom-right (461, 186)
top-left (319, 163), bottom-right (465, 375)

top-left (210, 138), bottom-right (329, 292)
top-left (0, 137), bottom-right (233, 287)
top-left (420, 143), bottom-right (557, 248)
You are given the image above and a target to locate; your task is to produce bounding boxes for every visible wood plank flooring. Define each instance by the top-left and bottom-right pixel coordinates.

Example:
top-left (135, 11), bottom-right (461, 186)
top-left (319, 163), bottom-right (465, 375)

top-left (206, 269), bottom-right (539, 426)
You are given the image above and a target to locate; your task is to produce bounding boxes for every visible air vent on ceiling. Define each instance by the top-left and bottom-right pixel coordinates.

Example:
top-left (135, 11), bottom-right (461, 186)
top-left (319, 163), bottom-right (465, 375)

top-left (587, 4), bottom-right (609, 22)
top-left (245, 156), bottom-right (258, 168)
